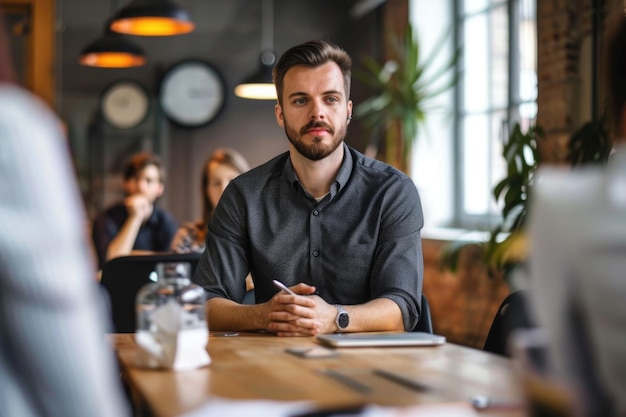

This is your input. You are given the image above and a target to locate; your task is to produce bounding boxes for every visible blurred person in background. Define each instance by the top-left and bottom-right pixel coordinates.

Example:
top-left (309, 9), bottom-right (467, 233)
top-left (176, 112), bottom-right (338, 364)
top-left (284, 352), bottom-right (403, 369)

top-left (92, 151), bottom-right (178, 268)
top-left (171, 148), bottom-right (252, 291)
top-left (0, 14), bottom-right (129, 417)
top-left (171, 148), bottom-right (250, 254)
top-left (528, 14), bottom-right (626, 417)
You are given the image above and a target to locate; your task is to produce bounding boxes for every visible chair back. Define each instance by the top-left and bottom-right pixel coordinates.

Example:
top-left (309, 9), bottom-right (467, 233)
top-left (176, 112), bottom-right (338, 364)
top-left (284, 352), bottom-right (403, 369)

top-left (483, 290), bottom-right (535, 356)
top-left (100, 253), bottom-right (201, 333)
top-left (413, 293), bottom-right (433, 333)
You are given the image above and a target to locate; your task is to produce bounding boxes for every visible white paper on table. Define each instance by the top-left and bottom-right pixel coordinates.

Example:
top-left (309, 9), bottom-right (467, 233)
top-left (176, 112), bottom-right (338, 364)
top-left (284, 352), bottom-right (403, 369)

top-left (179, 398), bottom-right (314, 417)
top-left (179, 398), bottom-right (479, 417)
top-left (361, 402), bottom-right (479, 417)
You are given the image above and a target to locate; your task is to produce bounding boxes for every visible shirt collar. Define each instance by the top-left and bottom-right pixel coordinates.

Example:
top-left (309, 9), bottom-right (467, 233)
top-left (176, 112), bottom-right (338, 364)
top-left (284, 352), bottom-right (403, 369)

top-left (284, 143), bottom-right (353, 200)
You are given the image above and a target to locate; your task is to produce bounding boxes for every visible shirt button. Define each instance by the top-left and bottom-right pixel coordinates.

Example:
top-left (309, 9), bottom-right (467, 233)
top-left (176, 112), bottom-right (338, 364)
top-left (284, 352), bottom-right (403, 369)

top-left (313, 209), bottom-right (319, 216)
top-left (312, 250), bottom-right (319, 257)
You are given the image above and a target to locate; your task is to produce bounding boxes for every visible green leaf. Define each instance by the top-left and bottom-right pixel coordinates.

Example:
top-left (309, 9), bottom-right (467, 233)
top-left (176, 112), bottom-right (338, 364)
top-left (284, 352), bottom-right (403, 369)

top-left (354, 22), bottom-right (461, 165)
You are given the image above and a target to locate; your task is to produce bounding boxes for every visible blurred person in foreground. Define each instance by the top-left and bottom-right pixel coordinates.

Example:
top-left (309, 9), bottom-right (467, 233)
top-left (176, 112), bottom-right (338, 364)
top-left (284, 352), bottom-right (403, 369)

top-left (193, 40), bottom-right (423, 336)
top-left (92, 151), bottom-right (178, 268)
top-left (528, 14), bottom-right (626, 417)
top-left (0, 15), bottom-right (129, 417)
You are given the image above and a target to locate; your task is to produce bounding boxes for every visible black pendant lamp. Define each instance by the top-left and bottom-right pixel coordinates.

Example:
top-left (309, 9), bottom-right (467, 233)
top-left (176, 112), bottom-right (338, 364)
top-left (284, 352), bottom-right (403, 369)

top-left (234, 0), bottom-right (277, 100)
top-left (79, 24), bottom-right (146, 68)
top-left (109, 0), bottom-right (195, 36)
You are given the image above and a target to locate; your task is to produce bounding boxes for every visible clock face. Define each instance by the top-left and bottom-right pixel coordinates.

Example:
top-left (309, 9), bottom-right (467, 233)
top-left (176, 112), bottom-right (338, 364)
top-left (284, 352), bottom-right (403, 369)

top-left (159, 60), bottom-right (226, 127)
top-left (101, 81), bottom-right (149, 129)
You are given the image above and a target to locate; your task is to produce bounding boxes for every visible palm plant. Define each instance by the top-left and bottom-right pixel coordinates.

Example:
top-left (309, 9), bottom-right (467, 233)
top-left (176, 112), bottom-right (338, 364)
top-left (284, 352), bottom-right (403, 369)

top-left (354, 23), bottom-right (460, 171)
top-left (439, 123), bottom-right (543, 279)
top-left (441, 116), bottom-right (613, 283)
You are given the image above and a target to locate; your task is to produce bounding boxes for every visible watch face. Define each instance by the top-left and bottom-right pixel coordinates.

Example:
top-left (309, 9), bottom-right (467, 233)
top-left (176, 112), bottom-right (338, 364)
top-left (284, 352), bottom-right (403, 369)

top-left (159, 60), bottom-right (226, 127)
top-left (337, 311), bottom-right (349, 329)
top-left (101, 81), bottom-right (149, 129)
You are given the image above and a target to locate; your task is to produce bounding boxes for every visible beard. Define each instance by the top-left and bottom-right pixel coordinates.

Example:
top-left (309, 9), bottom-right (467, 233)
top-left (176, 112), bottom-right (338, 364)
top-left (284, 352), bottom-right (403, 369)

top-left (284, 117), bottom-right (347, 161)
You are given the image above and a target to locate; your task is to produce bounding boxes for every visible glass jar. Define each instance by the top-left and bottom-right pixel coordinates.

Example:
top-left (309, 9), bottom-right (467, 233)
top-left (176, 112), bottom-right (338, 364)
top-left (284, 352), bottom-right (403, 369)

top-left (135, 262), bottom-right (211, 369)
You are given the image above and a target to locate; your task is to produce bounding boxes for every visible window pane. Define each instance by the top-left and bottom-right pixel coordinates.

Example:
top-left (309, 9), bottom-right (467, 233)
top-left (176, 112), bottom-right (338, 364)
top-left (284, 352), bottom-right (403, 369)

top-left (462, 114), bottom-right (490, 214)
top-left (463, 14), bottom-right (489, 112)
top-left (410, 0), bottom-right (537, 230)
top-left (517, 0), bottom-right (537, 107)
top-left (490, 5), bottom-right (508, 109)
top-left (462, 110), bottom-right (507, 215)
top-left (488, 110), bottom-right (507, 215)
top-left (464, 0), bottom-right (489, 14)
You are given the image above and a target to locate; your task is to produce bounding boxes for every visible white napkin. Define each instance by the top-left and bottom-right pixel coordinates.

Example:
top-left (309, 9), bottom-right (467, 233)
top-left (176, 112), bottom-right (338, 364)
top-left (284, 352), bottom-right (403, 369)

top-left (136, 299), bottom-right (211, 370)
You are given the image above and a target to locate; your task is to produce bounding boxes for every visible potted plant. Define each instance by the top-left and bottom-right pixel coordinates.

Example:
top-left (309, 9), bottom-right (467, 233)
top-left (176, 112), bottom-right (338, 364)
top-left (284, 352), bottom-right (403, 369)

top-left (441, 116), bottom-right (613, 284)
top-left (354, 23), bottom-right (460, 172)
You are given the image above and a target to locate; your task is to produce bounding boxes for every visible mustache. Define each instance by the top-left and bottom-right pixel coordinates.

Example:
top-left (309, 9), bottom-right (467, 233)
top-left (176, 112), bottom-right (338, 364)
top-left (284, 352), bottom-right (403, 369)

top-left (301, 121), bottom-right (333, 135)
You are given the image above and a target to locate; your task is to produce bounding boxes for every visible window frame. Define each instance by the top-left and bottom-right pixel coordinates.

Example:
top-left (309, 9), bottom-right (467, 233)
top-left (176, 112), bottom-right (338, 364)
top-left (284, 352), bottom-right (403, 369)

top-left (452, 0), bottom-right (537, 230)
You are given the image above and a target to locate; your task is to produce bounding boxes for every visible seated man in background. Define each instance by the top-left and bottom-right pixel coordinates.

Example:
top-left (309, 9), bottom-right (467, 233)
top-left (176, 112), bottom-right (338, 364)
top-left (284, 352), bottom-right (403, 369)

top-left (193, 40), bottom-right (424, 336)
top-left (527, 14), bottom-right (626, 417)
top-left (0, 15), bottom-right (129, 417)
top-left (92, 151), bottom-right (178, 268)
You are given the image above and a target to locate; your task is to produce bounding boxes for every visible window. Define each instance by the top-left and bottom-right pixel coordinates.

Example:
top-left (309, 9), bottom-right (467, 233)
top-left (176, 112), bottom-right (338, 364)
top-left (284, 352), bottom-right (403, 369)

top-left (410, 0), bottom-right (536, 232)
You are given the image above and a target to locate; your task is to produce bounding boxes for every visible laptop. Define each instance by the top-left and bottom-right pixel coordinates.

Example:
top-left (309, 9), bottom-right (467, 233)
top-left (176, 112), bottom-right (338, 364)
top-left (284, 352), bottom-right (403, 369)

top-left (316, 332), bottom-right (446, 348)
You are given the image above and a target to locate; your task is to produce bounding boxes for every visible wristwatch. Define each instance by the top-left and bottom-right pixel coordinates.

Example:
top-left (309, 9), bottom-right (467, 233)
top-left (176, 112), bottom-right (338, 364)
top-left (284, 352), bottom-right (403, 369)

top-left (334, 305), bottom-right (349, 332)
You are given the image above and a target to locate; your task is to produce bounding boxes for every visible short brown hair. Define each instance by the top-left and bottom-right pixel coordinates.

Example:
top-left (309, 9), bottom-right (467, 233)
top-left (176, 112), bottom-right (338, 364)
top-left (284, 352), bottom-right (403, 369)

top-left (123, 152), bottom-right (165, 183)
top-left (272, 40), bottom-right (352, 105)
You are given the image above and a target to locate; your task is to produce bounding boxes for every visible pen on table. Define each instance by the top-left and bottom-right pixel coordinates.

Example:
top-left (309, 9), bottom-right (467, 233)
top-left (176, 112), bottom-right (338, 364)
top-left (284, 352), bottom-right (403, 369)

top-left (373, 369), bottom-right (432, 393)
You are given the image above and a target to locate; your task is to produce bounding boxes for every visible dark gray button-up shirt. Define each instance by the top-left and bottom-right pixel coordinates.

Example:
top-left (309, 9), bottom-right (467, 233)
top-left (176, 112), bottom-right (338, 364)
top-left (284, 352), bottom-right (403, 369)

top-left (193, 144), bottom-right (424, 330)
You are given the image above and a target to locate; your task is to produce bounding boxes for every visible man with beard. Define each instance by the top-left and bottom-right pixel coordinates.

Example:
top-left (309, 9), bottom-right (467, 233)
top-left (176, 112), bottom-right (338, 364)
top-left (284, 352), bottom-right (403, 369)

top-left (193, 40), bottom-right (424, 336)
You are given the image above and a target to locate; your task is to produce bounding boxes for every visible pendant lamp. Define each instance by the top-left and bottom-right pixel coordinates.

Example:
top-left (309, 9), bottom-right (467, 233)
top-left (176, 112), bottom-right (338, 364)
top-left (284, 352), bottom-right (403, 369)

top-left (79, 24), bottom-right (146, 68)
top-left (234, 0), bottom-right (277, 100)
top-left (109, 0), bottom-right (195, 36)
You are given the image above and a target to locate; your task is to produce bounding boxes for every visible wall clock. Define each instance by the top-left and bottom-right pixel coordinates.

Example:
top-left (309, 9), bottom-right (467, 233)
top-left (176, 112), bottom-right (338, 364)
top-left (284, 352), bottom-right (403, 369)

top-left (100, 80), bottom-right (150, 129)
top-left (159, 60), bottom-right (226, 128)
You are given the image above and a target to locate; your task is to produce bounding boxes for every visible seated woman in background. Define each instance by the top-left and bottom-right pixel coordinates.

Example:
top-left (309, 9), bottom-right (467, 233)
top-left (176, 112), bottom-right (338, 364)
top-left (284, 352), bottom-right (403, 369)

top-left (171, 147), bottom-right (250, 253)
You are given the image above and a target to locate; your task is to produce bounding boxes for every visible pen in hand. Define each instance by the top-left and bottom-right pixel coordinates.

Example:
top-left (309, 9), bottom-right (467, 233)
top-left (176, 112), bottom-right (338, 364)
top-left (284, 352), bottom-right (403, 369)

top-left (272, 279), bottom-right (297, 295)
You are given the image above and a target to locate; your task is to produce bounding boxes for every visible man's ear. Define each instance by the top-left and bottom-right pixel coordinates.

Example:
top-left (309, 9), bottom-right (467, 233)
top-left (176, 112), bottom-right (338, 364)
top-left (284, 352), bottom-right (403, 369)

top-left (347, 100), bottom-right (353, 124)
top-left (275, 103), bottom-right (284, 128)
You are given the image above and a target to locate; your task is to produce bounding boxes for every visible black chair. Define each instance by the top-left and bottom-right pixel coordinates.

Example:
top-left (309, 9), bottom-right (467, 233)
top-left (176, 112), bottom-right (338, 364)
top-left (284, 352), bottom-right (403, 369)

top-left (100, 253), bottom-right (201, 333)
top-left (413, 293), bottom-right (433, 333)
top-left (483, 290), bottom-right (535, 356)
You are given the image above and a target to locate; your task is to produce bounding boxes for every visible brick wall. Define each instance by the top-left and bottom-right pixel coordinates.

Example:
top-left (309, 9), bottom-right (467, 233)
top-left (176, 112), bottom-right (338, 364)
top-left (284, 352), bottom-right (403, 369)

top-left (537, 0), bottom-right (625, 163)
top-left (422, 239), bottom-right (510, 349)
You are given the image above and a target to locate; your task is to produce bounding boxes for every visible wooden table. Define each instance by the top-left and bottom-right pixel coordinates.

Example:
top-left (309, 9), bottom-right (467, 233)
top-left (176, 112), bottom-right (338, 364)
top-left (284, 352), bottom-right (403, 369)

top-left (111, 333), bottom-right (528, 417)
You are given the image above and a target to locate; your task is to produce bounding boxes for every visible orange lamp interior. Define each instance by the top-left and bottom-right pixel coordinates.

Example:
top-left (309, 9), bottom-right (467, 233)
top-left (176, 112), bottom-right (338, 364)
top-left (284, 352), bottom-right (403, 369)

top-left (110, 17), bottom-right (195, 36)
